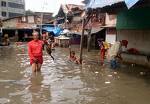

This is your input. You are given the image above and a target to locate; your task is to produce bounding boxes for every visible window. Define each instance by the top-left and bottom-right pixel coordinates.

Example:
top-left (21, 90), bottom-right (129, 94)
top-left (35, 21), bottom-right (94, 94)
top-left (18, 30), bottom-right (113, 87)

top-left (22, 16), bottom-right (26, 22)
top-left (2, 12), bottom-right (7, 17)
top-left (28, 16), bottom-right (35, 23)
top-left (8, 2), bottom-right (24, 9)
top-left (1, 1), bottom-right (6, 7)
top-left (9, 12), bottom-right (23, 18)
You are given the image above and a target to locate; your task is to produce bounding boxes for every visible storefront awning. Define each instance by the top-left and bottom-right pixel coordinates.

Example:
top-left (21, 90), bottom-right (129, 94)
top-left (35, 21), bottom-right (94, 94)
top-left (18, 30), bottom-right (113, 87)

top-left (100, 25), bottom-right (116, 28)
top-left (91, 27), bottom-right (104, 34)
top-left (73, 27), bottom-right (104, 35)
top-left (55, 35), bottom-right (70, 40)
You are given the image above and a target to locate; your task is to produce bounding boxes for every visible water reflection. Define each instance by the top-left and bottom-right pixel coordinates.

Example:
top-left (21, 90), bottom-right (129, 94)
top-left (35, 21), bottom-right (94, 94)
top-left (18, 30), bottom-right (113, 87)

top-left (29, 73), bottom-right (51, 104)
top-left (0, 44), bottom-right (150, 104)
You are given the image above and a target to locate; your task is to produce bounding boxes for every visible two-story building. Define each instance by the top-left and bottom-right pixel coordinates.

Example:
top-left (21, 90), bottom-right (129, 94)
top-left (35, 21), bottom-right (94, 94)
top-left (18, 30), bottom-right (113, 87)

top-left (2, 15), bottom-right (41, 41)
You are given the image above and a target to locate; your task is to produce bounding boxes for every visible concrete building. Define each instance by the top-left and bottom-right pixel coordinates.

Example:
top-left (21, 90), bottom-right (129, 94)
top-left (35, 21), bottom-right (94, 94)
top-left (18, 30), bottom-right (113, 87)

top-left (2, 15), bottom-right (41, 41)
top-left (104, 13), bottom-right (117, 44)
top-left (3, 15), bottom-right (41, 29)
top-left (86, 0), bottom-right (150, 67)
top-left (117, 6), bottom-right (150, 67)
top-left (0, 0), bottom-right (25, 19)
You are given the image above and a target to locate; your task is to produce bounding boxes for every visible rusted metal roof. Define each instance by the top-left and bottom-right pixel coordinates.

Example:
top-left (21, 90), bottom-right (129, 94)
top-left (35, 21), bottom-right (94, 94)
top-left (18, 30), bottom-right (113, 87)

top-left (61, 4), bottom-right (84, 14)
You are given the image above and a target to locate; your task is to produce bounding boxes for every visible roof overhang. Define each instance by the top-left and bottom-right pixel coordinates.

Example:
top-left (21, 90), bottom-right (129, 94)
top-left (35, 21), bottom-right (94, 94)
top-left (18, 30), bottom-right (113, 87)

top-left (101, 25), bottom-right (116, 28)
top-left (86, 0), bottom-right (141, 10)
top-left (86, 0), bottom-right (124, 9)
top-left (91, 27), bottom-right (104, 34)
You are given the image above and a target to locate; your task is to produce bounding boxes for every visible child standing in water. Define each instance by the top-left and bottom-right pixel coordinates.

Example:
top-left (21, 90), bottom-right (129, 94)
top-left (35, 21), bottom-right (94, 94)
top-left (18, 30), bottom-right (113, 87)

top-left (97, 39), bottom-right (106, 66)
top-left (100, 43), bottom-right (105, 66)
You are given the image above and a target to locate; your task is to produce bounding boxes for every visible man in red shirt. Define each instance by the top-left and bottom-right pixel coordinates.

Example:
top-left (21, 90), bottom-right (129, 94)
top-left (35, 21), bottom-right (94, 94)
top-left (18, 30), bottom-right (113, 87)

top-left (28, 31), bottom-right (44, 72)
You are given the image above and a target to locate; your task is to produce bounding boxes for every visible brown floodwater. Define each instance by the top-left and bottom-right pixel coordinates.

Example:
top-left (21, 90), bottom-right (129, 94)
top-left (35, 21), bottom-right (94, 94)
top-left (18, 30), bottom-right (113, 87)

top-left (0, 43), bottom-right (150, 104)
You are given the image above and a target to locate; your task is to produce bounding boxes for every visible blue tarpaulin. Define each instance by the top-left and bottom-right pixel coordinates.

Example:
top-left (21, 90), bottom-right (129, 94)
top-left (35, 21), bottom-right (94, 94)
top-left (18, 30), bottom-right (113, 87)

top-left (42, 25), bottom-right (63, 37)
top-left (86, 0), bottom-right (124, 8)
top-left (125, 0), bottom-right (140, 9)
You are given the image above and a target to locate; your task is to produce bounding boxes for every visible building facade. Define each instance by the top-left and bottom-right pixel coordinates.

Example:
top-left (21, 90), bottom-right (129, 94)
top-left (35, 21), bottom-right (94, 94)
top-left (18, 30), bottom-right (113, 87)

top-left (34, 12), bottom-right (53, 24)
top-left (2, 15), bottom-right (41, 41)
top-left (3, 15), bottom-right (41, 29)
top-left (0, 0), bottom-right (25, 19)
top-left (116, 7), bottom-right (150, 67)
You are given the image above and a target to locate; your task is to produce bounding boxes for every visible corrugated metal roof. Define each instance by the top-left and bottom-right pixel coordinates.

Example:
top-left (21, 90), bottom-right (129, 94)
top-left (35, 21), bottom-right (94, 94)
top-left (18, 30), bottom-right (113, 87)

top-left (61, 4), bottom-right (84, 14)
top-left (86, 0), bottom-right (141, 9)
top-left (86, 0), bottom-right (124, 8)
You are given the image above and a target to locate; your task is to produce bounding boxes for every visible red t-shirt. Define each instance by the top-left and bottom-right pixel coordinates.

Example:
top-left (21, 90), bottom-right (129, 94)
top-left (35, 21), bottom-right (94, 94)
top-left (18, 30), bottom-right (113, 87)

top-left (28, 40), bottom-right (43, 60)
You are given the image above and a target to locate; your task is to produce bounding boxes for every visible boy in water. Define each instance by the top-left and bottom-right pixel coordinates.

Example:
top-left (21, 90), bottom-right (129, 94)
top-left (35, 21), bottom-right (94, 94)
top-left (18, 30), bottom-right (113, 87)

top-left (69, 51), bottom-right (80, 64)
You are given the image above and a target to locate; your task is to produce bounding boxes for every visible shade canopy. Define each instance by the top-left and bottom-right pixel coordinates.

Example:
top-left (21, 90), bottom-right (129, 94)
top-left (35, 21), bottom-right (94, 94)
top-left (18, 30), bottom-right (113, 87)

top-left (42, 25), bottom-right (63, 37)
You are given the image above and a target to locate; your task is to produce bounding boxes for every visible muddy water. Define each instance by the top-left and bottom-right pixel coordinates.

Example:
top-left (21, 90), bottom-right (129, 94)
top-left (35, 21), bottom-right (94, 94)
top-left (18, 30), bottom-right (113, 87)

top-left (0, 44), bottom-right (150, 104)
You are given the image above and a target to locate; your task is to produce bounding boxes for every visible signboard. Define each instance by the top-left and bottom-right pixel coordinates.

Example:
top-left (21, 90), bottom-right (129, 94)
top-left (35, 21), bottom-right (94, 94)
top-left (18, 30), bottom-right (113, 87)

top-left (125, 0), bottom-right (140, 9)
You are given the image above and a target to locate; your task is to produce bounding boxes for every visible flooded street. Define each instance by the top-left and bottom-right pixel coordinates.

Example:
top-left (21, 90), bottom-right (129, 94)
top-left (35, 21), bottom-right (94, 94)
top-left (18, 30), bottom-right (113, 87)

top-left (0, 44), bottom-right (150, 104)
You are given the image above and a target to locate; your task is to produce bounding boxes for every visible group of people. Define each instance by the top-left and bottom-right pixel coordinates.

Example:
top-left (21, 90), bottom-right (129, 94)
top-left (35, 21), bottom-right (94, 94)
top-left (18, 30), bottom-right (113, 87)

top-left (28, 30), bottom-right (81, 73)
top-left (98, 39), bottom-right (128, 69)
top-left (28, 30), bottom-right (128, 73)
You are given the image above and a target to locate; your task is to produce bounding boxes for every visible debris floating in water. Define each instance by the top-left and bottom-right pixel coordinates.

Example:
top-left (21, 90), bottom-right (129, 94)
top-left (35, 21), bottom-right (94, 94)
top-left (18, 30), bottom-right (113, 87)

top-left (95, 72), bottom-right (99, 74)
top-left (87, 65), bottom-right (90, 68)
top-left (131, 64), bottom-right (135, 67)
top-left (4, 86), bottom-right (10, 89)
top-left (1, 70), bottom-right (8, 73)
top-left (108, 75), bottom-right (112, 77)
top-left (7, 99), bottom-right (10, 102)
top-left (140, 72), bottom-right (145, 76)
top-left (0, 98), bottom-right (10, 103)
top-left (114, 72), bottom-right (118, 74)
top-left (105, 81), bottom-right (111, 84)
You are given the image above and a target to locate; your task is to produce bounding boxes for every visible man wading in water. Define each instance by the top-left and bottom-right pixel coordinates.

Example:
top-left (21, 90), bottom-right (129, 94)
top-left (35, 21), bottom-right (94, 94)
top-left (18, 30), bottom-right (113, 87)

top-left (28, 31), bottom-right (44, 73)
